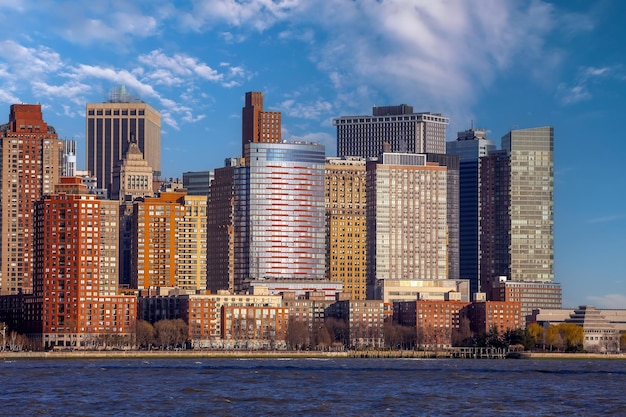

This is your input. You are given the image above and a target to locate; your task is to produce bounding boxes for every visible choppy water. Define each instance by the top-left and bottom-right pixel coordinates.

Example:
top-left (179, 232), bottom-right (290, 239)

top-left (1, 358), bottom-right (624, 416)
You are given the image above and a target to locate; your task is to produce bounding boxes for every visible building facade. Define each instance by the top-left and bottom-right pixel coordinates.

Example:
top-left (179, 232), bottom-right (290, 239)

top-left (241, 91), bottom-right (281, 156)
top-left (366, 153), bottom-right (448, 298)
top-left (502, 127), bottom-right (554, 283)
top-left (131, 191), bottom-right (207, 290)
top-left (86, 86), bottom-right (161, 193)
top-left (479, 127), bottom-right (560, 312)
top-left (426, 153), bottom-right (460, 280)
top-left (0, 104), bottom-right (64, 295)
top-left (460, 301), bottom-right (523, 335)
top-left (333, 105), bottom-right (449, 158)
top-left (183, 170), bottom-right (213, 196)
top-left (207, 161), bottom-right (243, 293)
top-left (235, 142), bottom-right (326, 286)
top-left (325, 157), bottom-right (367, 299)
top-left (447, 128), bottom-right (496, 297)
top-left (33, 177), bottom-right (136, 349)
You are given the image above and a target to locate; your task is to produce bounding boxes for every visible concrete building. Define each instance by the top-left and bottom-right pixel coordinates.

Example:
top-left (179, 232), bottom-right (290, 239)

top-left (333, 105), bottom-right (449, 158)
top-left (380, 279), bottom-right (470, 303)
top-left (0, 104), bottom-right (64, 295)
top-left (33, 177), bottom-right (136, 349)
top-left (86, 85), bottom-right (161, 193)
top-left (110, 140), bottom-right (154, 203)
top-left (366, 153), bottom-right (448, 298)
top-left (530, 306), bottom-right (625, 353)
top-left (325, 157), bottom-right (367, 299)
top-left (248, 280), bottom-right (343, 301)
top-left (62, 139), bottom-right (77, 177)
top-left (131, 191), bottom-right (207, 291)
top-left (426, 153), bottom-right (460, 280)
top-left (241, 91), bottom-right (281, 156)
top-left (447, 128), bottom-right (496, 296)
top-left (565, 306), bottom-right (620, 353)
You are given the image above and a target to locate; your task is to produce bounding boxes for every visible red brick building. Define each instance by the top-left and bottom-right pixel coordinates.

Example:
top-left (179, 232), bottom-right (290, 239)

top-left (461, 301), bottom-right (522, 335)
top-left (0, 104), bottom-right (64, 295)
top-left (33, 177), bottom-right (136, 349)
top-left (395, 300), bottom-right (470, 348)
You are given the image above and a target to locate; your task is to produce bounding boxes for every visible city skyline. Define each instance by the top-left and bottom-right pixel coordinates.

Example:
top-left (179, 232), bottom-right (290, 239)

top-left (0, 1), bottom-right (624, 308)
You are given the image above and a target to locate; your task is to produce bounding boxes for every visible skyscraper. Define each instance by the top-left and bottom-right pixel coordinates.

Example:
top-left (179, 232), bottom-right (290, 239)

top-left (325, 157), bottom-right (368, 300)
top-left (447, 128), bottom-right (496, 297)
top-left (235, 142), bottom-right (326, 286)
top-left (366, 153), bottom-right (448, 298)
top-left (33, 177), bottom-right (136, 349)
top-left (502, 126), bottom-right (554, 283)
top-left (333, 105), bottom-right (449, 158)
top-left (207, 159), bottom-right (244, 293)
top-left (241, 91), bottom-right (281, 156)
top-left (0, 104), bottom-right (64, 295)
top-left (479, 127), bottom-right (559, 315)
top-left (86, 85), bottom-right (161, 193)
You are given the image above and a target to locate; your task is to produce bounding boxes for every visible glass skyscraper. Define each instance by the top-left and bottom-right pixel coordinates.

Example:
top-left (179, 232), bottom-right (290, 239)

top-left (235, 142), bottom-right (326, 285)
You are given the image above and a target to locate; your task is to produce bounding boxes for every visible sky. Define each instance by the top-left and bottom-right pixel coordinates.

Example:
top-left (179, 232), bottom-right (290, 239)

top-left (0, 0), bottom-right (624, 309)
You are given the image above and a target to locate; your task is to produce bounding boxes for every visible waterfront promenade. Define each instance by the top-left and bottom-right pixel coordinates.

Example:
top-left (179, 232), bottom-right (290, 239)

top-left (2, 349), bottom-right (625, 360)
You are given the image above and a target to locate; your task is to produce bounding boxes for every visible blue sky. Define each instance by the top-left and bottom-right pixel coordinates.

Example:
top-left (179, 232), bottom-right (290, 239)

top-left (0, 0), bottom-right (624, 309)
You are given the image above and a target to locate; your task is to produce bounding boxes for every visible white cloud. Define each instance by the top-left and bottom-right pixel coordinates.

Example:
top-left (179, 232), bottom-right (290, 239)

top-left (557, 65), bottom-right (622, 105)
top-left (74, 64), bottom-right (160, 100)
top-left (31, 80), bottom-right (91, 103)
top-left (587, 214), bottom-right (626, 224)
top-left (280, 98), bottom-right (333, 120)
top-left (587, 294), bottom-right (626, 309)
top-left (0, 41), bottom-right (63, 78)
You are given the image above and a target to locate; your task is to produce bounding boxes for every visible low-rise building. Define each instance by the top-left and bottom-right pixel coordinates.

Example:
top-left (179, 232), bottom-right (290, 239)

top-left (461, 301), bottom-right (522, 335)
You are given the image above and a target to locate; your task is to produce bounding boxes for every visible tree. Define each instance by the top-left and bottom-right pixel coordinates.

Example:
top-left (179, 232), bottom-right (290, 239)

top-left (325, 317), bottom-right (349, 347)
top-left (315, 325), bottom-right (332, 350)
top-left (452, 317), bottom-right (473, 347)
top-left (546, 325), bottom-right (561, 351)
top-left (620, 332), bottom-right (626, 352)
top-left (557, 323), bottom-right (584, 352)
top-left (154, 319), bottom-right (188, 349)
top-left (526, 323), bottom-right (544, 350)
top-left (136, 320), bottom-right (155, 349)
top-left (286, 320), bottom-right (310, 350)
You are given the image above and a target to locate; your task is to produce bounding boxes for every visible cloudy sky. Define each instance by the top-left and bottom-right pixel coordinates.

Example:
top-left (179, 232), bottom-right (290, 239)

top-left (0, 0), bottom-right (624, 309)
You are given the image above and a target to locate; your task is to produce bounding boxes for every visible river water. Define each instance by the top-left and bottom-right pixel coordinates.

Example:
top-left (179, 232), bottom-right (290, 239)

top-left (1, 358), bottom-right (624, 416)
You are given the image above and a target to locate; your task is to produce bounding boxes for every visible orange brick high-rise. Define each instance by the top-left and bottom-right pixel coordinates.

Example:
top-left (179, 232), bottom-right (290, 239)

top-left (34, 177), bottom-right (136, 349)
top-left (0, 104), bottom-right (64, 295)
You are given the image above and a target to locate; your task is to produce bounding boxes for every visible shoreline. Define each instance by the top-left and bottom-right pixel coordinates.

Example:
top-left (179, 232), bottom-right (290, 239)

top-left (2, 350), bottom-right (625, 360)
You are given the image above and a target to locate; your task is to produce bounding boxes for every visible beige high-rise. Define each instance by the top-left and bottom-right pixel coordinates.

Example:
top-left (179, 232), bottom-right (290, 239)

top-left (86, 86), bottom-right (161, 193)
top-left (366, 153), bottom-right (448, 298)
top-left (0, 104), bottom-right (64, 295)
